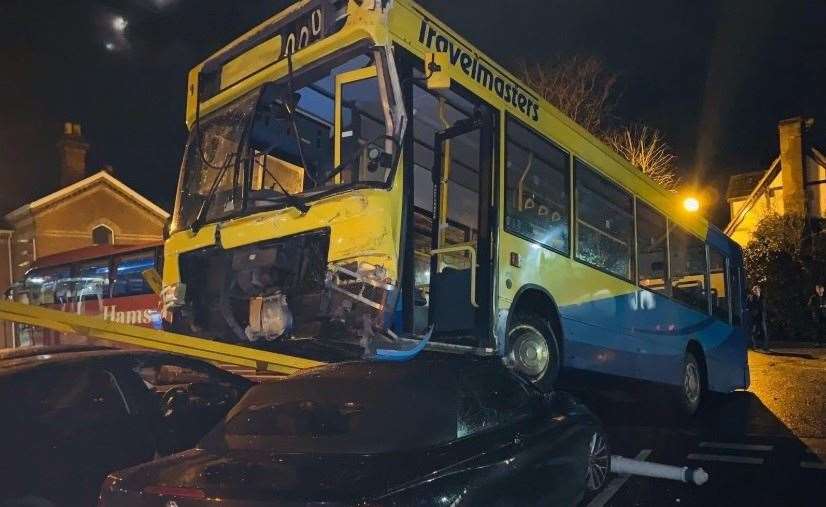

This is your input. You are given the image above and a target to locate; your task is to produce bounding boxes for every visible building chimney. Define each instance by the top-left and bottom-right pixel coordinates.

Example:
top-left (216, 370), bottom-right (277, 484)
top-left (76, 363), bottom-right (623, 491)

top-left (778, 117), bottom-right (808, 216)
top-left (56, 122), bottom-right (89, 187)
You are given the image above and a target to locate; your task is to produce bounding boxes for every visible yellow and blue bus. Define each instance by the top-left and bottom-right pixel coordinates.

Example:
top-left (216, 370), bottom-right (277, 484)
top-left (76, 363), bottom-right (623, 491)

top-left (160, 0), bottom-right (747, 413)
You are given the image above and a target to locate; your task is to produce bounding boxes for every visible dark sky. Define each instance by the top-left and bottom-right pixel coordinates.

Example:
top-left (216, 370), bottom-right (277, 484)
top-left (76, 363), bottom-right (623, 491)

top-left (1, 0), bottom-right (825, 226)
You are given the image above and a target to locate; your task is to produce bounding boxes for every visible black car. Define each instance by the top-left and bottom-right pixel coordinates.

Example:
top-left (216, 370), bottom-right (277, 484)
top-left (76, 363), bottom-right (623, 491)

top-left (99, 357), bottom-right (609, 506)
top-left (0, 346), bottom-right (253, 507)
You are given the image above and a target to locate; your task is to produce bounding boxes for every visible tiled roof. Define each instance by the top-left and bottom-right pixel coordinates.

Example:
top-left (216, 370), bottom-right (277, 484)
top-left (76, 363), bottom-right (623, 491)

top-left (726, 170), bottom-right (767, 200)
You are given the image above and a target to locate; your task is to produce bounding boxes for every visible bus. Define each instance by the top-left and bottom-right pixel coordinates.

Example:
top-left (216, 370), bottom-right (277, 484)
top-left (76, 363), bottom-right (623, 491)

top-left (8, 243), bottom-right (163, 347)
top-left (160, 0), bottom-right (747, 413)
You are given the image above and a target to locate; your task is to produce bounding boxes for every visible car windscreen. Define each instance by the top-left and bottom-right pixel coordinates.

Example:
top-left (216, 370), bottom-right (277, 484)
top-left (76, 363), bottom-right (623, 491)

top-left (201, 365), bottom-right (457, 455)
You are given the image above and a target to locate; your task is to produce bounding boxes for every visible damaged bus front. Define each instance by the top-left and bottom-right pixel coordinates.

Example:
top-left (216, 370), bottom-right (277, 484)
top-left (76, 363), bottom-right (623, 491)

top-left (162, 0), bottom-right (412, 354)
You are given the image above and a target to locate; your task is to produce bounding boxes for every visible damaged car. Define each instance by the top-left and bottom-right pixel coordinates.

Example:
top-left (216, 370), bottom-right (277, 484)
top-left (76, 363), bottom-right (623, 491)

top-left (98, 357), bottom-right (609, 506)
top-left (0, 346), bottom-right (252, 507)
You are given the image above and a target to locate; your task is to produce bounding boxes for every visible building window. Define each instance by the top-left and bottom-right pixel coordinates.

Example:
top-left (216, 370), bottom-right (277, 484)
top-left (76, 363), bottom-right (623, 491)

top-left (669, 224), bottom-right (708, 313)
top-left (504, 117), bottom-right (570, 254)
top-left (92, 225), bottom-right (113, 245)
top-left (575, 160), bottom-right (635, 280)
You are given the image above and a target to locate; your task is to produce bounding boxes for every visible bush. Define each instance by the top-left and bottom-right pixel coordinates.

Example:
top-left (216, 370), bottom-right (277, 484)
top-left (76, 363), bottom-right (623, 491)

top-left (743, 213), bottom-right (826, 340)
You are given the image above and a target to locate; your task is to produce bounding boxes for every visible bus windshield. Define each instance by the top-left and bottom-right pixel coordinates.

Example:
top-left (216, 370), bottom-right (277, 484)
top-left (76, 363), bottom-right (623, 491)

top-left (173, 48), bottom-right (399, 232)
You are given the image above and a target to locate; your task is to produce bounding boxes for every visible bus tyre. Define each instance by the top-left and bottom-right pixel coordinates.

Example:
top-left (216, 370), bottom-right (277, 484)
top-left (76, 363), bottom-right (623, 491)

top-left (678, 351), bottom-right (704, 416)
top-left (506, 313), bottom-right (561, 392)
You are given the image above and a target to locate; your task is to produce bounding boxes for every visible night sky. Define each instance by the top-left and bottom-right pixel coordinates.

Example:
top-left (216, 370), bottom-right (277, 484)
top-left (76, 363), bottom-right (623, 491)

top-left (1, 0), bottom-right (825, 226)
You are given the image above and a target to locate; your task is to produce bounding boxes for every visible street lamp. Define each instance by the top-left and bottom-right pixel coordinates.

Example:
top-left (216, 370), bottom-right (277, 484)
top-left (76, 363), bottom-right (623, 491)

top-left (683, 196), bottom-right (700, 213)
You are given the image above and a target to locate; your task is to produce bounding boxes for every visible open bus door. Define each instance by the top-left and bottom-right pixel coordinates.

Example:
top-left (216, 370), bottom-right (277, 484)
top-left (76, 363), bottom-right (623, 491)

top-left (424, 93), bottom-right (496, 345)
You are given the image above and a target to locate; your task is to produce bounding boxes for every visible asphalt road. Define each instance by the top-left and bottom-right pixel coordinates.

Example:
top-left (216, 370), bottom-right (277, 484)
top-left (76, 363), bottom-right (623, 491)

top-left (565, 347), bottom-right (826, 507)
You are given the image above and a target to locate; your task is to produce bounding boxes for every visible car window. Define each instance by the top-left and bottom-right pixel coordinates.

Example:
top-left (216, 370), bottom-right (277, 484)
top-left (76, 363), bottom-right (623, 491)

top-left (458, 364), bottom-right (535, 437)
top-left (25, 366), bottom-right (130, 422)
top-left (208, 370), bottom-right (457, 454)
top-left (138, 363), bottom-right (212, 388)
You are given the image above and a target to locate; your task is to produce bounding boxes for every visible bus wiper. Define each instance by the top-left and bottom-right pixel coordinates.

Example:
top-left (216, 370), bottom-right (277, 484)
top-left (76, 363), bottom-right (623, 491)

top-left (191, 98), bottom-right (259, 233)
top-left (253, 151), bottom-right (310, 214)
top-left (191, 152), bottom-right (234, 233)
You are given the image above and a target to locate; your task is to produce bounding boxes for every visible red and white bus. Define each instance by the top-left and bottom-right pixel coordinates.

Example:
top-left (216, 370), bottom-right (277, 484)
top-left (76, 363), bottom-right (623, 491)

top-left (8, 242), bottom-right (163, 347)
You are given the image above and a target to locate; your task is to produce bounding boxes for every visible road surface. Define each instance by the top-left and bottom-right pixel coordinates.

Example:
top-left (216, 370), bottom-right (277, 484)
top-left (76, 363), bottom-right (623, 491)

top-left (566, 347), bottom-right (826, 506)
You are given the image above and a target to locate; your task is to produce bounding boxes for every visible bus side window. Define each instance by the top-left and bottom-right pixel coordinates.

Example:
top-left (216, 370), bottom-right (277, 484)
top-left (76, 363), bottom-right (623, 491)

top-left (574, 160), bottom-right (635, 280)
top-left (75, 259), bottom-right (111, 301)
top-left (504, 117), bottom-right (570, 254)
top-left (708, 247), bottom-right (729, 322)
top-left (29, 267), bottom-right (70, 305)
top-left (112, 252), bottom-right (155, 297)
top-left (668, 225), bottom-right (709, 314)
top-left (636, 200), bottom-right (669, 295)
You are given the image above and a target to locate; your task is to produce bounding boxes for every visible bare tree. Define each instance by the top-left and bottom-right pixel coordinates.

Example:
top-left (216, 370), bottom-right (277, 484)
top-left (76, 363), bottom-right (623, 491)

top-left (605, 124), bottom-right (681, 191)
top-left (518, 55), bottom-right (680, 192)
top-left (519, 55), bottom-right (618, 133)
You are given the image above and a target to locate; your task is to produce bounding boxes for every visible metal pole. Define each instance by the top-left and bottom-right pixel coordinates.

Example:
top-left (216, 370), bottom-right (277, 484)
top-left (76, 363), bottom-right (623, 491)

top-left (611, 455), bottom-right (709, 485)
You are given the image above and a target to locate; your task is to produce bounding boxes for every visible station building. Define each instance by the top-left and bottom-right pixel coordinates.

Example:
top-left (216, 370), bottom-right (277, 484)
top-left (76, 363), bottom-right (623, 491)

top-left (0, 123), bottom-right (168, 347)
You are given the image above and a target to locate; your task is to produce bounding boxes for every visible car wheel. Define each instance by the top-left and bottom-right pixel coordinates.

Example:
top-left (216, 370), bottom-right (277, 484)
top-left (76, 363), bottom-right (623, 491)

top-left (506, 313), bottom-right (561, 392)
top-left (678, 351), bottom-right (704, 416)
top-left (584, 431), bottom-right (611, 494)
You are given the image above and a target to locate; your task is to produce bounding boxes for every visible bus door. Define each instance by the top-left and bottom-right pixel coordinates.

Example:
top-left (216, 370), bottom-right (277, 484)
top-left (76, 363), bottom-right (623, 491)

top-left (411, 84), bottom-right (495, 341)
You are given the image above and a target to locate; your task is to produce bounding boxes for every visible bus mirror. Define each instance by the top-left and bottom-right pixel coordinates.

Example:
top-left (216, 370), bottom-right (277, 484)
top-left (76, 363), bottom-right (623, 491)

top-left (425, 52), bottom-right (450, 90)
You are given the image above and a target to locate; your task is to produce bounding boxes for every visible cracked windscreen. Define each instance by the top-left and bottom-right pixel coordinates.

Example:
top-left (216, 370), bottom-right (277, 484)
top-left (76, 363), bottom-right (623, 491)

top-left (172, 49), bottom-right (395, 233)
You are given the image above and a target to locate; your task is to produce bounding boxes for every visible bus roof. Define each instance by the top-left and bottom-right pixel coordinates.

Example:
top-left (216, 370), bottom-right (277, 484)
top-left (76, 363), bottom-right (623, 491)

top-left (28, 242), bottom-right (162, 272)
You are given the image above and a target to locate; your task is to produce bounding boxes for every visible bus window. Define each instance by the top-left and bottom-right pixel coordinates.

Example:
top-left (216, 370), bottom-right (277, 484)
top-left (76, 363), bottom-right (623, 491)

top-left (75, 259), bottom-right (111, 301)
top-left (505, 117), bottom-right (570, 254)
top-left (575, 161), bottom-right (635, 280)
top-left (669, 225), bottom-right (709, 313)
top-left (731, 265), bottom-right (742, 325)
top-left (112, 251), bottom-right (155, 297)
top-left (338, 70), bottom-right (389, 184)
top-left (636, 200), bottom-right (668, 294)
top-left (709, 247), bottom-right (729, 322)
top-left (26, 267), bottom-right (71, 306)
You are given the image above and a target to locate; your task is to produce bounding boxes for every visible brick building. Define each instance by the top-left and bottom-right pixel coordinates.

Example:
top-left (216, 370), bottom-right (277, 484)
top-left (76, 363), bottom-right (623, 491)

top-left (0, 123), bottom-right (169, 347)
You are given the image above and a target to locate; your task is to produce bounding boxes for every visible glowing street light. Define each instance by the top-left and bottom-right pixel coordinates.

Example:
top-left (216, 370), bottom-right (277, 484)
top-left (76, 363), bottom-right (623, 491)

top-left (683, 196), bottom-right (700, 213)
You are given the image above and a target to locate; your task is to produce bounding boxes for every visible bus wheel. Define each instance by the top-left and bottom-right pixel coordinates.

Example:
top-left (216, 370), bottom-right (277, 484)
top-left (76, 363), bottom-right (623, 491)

top-left (679, 351), bottom-right (704, 415)
top-left (506, 313), bottom-right (560, 391)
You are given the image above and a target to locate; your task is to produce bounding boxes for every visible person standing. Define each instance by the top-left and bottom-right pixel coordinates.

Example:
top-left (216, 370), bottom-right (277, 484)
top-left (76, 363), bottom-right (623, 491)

top-left (807, 284), bottom-right (826, 346)
top-left (746, 285), bottom-right (768, 351)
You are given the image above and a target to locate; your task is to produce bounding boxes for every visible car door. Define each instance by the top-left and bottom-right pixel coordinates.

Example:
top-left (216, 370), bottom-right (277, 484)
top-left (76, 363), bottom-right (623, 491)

top-left (72, 365), bottom-right (156, 502)
top-left (0, 371), bottom-right (56, 502)
top-left (3, 364), bottom-right (136, 503)
top-left (455, 363), bottom-right (573, 505)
